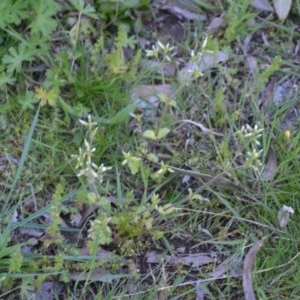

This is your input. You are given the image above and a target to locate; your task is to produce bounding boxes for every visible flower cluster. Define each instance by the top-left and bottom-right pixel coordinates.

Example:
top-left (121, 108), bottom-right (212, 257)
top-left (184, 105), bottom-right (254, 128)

top-left (238, 124), bottom-right (263, 142)
top-left (145, 40), bottom-right (174, 62)
top-left (72, 115), bottom-right (111, 184)
top-left (237, 123), bottom-right (263, 172)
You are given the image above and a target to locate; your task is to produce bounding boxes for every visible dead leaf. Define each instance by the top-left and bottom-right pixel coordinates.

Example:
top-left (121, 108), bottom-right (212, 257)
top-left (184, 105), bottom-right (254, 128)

top-left (273, 0), bottom-right (292, 21)
top-left (246, 56), bottom-right (258, 73)
top-left (78, 196), bottom-right (117, 227)
top-left (209, 255), bottom-right (243, 278)
top-left (179, 51), bottom-right (229, 84)
top-left (19, 227), bottom-right (44, 238)
top-left (70, 268), bottom-right (121, 283)
top-left (251, 0), bottom-right (273, 11)
top-left (259, 77), bottom-right (277, 107)
top-left (140, 59), bottom-right (176, 76)
top-left (70, 213), bottom-right (82, 227)
top-left (131, 84), bottom-right (175, 118)
top-left (146, 251), bottom-right (215, 267)
top-left (207, 17), bottom-right (225, 35)
top-left (132, 84), bottom-right (174, 99)
top-left (34, 281), bottom-right (63, 300)
top-left (272, 78), bottom-right (296, 106)
top-left (176, 119), bottom-right (224, 136)
top-left (195, 281), bottom-right (205, 300)
top-left (243, 238), bottom-right (266, 300)
top-left (261, 149), bottom-right (277, 181)
top-left (79, 247), bottom-right (128, 266)
top-left (168, 164), bottom-right (239, 190)
top-left (161, 0), bottom-right (207, 21)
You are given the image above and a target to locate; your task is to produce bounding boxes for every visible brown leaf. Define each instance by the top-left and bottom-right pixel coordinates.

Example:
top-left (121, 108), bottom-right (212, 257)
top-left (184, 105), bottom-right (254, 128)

top-left (161, 0), bottom-right (207, 21)
top-left (131, 84), bottom-right (175, 119)
top-left (246, 56), bottom-right (258, 73)
top-left (195, 281), bottom-right (205, 300)
top-left (34, 281), bottom-right (63, 300)
top-left (243, 238), bottom-right (267, 300)
top-left (79, 248), bottom-right (128, 266)
top-left (251, 0), bottom-right (273, 11)
top-left (209, 256), bottom-right (243, 278)
top-left (78, 196), bottom-right (117, 227)
top-left (146, 251), bottom-right (215, 267)
top-left (178, 51), bottom-right (229, 84)
top-left (207, 17), bottom-right (225, 35)
top-left (140, 59), bottom-right (176, 76)
top-left (19, 227), bottom-right (44, 238)
top-left (70, 268), bottom-right (117, 283)
top-left (132, 84), bottom-right (174, 99)
top-left (261, 149), bottom-right (277, 181)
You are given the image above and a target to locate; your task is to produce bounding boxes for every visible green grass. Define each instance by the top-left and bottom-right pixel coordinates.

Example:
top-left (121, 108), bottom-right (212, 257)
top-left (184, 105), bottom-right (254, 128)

top-left (0, 0), bottom-right (300, 299)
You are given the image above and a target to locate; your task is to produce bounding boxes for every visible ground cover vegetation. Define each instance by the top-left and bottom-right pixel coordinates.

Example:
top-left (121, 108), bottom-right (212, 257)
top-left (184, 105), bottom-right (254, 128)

top-left (0, 0), bottom-right (300, 299)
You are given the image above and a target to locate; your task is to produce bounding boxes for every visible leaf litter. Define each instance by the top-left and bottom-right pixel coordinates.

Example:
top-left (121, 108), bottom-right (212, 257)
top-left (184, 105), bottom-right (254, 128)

top-left (261, 148), bottom-right (277, 181)
top-left (243, 237), bottom-right (267, 300)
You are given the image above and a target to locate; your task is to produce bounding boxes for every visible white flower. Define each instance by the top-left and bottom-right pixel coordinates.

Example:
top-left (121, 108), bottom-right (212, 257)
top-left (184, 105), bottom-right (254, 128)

top-left (79, 115), bottom-right (97, 127)
top-left (247, 149), bottom-right (263, 159)
top-left (145, 40), bottom-right (174, 61)
top-left (145, 45), bottom-right (159, 58)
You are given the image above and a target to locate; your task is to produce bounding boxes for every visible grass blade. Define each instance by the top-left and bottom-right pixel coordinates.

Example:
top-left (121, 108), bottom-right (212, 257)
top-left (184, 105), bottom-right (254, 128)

top-left (3, 107), bottom-right (40, 212)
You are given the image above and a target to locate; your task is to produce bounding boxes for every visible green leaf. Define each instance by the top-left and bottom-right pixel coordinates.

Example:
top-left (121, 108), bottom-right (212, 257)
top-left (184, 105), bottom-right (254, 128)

top-left (143, 130), bottom-right (156, 140)
top-left (159, 93), bottom-right (178, 108)
top-left (29, 0), bottom-right (61, 38)
top-left (108, 104), bottom-right (136, 125)
top-left (2, 43), bottom-right (34, 74)
top-left (143, 128), bottom-right (170, 140)
top-left (158, 204), bottom-right (175, 216)
top-left (26, 35), bottom-right (51, 58)
top-left (0, 0), bottom-right (29, 29)
top-left (18, 91), bottom-right (39, 110)
top-left (70, 0), bottom-right (99, 19)
top-left (156, 127), bottom-right (170, 139)
top-left (0, 70), bottom-right (15, 90)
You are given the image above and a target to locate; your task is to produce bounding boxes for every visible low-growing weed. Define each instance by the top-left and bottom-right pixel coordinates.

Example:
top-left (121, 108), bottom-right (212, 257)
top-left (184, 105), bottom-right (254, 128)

top-left (1, 0), bottom-right (300, 299)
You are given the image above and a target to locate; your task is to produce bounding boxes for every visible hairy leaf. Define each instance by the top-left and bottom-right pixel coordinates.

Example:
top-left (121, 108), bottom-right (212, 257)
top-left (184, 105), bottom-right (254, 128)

top-left (0, 0), bottom-right (29, 29)
top-left (29, 0), bottom-right (61, 38)
top-left (2, 43), bottom-right (34, 74)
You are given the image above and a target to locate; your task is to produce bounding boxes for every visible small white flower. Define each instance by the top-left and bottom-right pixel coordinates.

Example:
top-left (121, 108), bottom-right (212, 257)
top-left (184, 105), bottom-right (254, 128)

top-left (98, 163), bottom-right (112, 173)
top-left (79, 119), bottom-right (88, 126)
top-left (145, 45), bottom-right (159, 58)
top-left (188, 67), bottom-right (204, 79)
top-left (79, 115), bottom-right (97, 127)
top-left (247, 149), bottom-right (263, 159)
